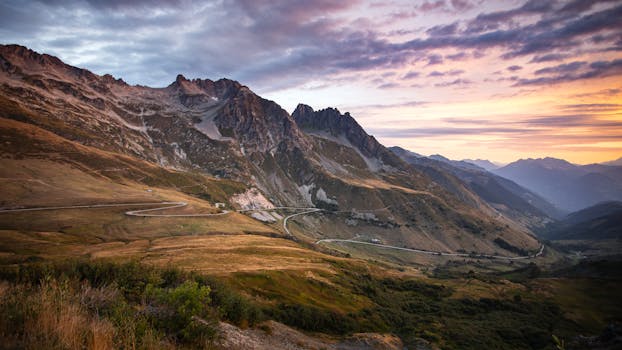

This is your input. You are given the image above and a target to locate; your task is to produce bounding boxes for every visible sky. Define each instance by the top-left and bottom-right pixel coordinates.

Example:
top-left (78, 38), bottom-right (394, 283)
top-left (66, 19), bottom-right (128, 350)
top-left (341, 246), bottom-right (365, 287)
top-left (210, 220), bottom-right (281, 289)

top-left (1, 0), bottom-right (621, 164)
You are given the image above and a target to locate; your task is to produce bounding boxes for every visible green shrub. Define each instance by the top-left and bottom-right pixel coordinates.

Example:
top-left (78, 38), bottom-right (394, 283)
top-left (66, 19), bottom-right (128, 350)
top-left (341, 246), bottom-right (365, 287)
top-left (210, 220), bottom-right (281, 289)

top-left (145, 280), bottom-right (216, 344)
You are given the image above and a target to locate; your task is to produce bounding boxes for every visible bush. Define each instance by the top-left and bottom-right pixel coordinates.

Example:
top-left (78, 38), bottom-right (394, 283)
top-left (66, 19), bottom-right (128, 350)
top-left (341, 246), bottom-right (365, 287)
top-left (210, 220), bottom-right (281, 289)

top-left (146, 280), bottom-right (216, 345)
top-left (0, 260), bottom-right (265, 349)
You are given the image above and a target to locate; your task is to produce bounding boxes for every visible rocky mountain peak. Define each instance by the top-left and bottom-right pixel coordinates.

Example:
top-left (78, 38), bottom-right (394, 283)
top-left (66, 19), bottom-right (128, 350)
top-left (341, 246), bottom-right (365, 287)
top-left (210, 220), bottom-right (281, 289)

top-left (292, 104), bottom-right (403, 168)
top-left (101, 73), bottom-right (127, 86)
top-left (0, 44), bottom-right (104, 87)
top-left (0, 44), bottom-right (64, 67)
top-left (293, 103), bottom-right (315, 119)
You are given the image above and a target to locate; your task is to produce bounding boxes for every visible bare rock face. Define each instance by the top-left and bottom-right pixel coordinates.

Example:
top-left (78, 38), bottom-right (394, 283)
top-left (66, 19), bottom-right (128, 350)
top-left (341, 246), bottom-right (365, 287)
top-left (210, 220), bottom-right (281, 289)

top-left (292, 104), bottom-right (403, 169)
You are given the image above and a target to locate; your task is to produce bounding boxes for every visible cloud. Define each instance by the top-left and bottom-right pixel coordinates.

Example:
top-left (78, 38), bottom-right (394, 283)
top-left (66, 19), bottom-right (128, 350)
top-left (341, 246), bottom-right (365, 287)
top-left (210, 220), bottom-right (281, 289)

top-left (426, 23), bottom-right (459, 36)
top-left (572, 87), bottom-right (622, 98)
top-left (534, 61), bottom-right (586, 75)
top-left (529, 53), bottom-right (569, 63)
top-left (344, 100), bottom-right (428, 111)
top-left (516, 58), bottom-right (622, 86)
top-left (465, 0), bottom-right (553, 34)
top-left (378, 82), bottom-right (401, 89)
top-left (402, 71), bottom-right (420, 79)
top-left (507, 65), bottom-right (522, 72)
top-left (427, 69), bottom-right (463, 77)
top-left (417, 1), bottom-right (446, 12)
top-left (426, 54), bottom-right (444, 65)
top-left (434, 78), bottom-right (472, 87)
top-left (562, 103), bottom-right (622, 112)
top-left (0, 0), bottom-right (620, 93)
top-left (523, 114), bottom-right (622, 128)
top-left (370, 126), bottom-right (534, 138)
top-left (446, 52), bottom-right (469, 61)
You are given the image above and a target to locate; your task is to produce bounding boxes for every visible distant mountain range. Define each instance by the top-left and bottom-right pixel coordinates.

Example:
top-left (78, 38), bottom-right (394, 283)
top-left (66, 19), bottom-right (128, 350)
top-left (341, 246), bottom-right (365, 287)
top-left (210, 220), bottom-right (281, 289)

top-left (461, 159), bottom-right (501, 171)
top-left (390, 147), bottom-right (562, 228)
top-left (492, 157), bottom-right (622, 213)
top-left (601, 157), bottom-right (622, 166)
top-left (541, 201), bottom-right (622, 240)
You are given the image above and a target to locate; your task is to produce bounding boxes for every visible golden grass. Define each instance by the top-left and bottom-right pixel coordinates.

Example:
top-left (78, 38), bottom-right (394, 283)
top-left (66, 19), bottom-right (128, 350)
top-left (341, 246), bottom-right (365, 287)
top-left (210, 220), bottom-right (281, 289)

top-left (142, 235), bottom-right (335, 274)
top-left (8, 281), bottom-right (115, 350)
top-left (0, 228), bottom-right (338, 275)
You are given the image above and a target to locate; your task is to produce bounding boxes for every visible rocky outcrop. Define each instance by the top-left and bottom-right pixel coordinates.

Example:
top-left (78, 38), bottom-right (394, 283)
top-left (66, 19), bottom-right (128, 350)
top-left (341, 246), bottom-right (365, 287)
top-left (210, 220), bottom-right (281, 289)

top-left (292, 104), bottom-right (403, 169)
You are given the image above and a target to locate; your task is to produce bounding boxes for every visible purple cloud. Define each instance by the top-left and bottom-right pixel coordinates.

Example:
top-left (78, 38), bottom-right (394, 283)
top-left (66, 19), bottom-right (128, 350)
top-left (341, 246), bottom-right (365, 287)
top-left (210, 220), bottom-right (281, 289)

top-left (426, 54), bottom-right (444, 65)
top-left (516, 58), bottom-right (622, 86)
top-left (402, 71), bottom-right (420, 79)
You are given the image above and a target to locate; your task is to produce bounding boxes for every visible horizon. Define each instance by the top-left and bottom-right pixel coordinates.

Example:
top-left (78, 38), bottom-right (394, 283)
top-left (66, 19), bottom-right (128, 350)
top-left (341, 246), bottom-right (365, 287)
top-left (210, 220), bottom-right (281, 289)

top-left (1, 0), bottom-right (621, 164)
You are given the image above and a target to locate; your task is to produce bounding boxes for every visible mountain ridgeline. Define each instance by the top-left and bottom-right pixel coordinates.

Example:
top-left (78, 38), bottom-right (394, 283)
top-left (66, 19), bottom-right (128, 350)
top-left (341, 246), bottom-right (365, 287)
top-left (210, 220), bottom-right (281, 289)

top-left (0, 44), bottom-right (542, 256)
top-left (493, 157), bottom-right (622, 213)
top-left (541, 201), bottom-right (622, 240)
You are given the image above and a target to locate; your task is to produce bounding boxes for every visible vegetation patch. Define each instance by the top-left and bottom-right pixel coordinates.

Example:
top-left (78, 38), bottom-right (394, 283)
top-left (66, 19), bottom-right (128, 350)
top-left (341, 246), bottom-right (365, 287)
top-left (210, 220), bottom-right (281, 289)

top-left (0, 260), bottom-right (263, 349)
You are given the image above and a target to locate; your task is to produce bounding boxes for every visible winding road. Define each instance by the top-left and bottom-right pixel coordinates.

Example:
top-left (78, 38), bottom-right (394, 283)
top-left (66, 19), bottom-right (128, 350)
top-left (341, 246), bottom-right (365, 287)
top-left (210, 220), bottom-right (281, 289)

top-left (0, 201), bottom-right (230, 217)
top-left (314, 238), bottom-right (545, 261)
top-left (0, 202), bottom-right (544, 260)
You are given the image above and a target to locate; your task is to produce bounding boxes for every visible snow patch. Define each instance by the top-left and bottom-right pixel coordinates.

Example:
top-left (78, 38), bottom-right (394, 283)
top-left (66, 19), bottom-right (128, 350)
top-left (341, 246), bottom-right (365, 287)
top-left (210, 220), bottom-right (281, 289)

top-left (230, 188), bottom-right (274, 210)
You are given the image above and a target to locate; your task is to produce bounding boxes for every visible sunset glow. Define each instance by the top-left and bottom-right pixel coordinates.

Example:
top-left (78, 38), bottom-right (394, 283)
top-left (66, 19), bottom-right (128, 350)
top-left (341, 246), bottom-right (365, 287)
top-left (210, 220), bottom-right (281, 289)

top-left (1, 0), bottom-right (620, 164)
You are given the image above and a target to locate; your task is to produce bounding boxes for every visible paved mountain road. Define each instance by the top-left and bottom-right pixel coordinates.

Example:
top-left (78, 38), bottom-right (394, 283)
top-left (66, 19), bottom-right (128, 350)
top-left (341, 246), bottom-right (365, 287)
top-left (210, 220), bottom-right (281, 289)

top-left (315, 238), bottom-right (545, 260)
top-left (0, 202), bottom-right (544, 260)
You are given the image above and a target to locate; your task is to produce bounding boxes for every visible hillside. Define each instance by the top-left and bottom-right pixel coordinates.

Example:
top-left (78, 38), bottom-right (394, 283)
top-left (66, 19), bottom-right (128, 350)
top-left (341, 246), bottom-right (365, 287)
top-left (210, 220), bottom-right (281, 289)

top-left (542, 201), bottom-right (622, 240)
top-left (390, 146), bottom-right (561, 227)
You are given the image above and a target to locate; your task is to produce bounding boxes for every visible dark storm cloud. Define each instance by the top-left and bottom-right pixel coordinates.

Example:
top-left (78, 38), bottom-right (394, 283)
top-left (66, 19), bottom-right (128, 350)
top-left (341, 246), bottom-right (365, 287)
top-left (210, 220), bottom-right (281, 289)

top-left (1, 0), bottom-right (621, 91)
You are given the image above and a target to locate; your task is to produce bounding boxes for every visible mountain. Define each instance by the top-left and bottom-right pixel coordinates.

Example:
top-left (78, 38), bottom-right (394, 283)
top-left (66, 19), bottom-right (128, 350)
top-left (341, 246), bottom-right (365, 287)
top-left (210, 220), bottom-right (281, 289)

top-left (390, 146), bottom-right (561, 228)
top-left (493, 157), bottom-right (622, 213)
top-left (462, 159), bottom-right (500, 171)
top-left (541, 201), bottom-right (622, 240)
top-left (428, 154), bottom-right (485, 171)
top-left (0, 44), bottom-right (541, 257)
top-left (602, 157), bottom-right (622, 166)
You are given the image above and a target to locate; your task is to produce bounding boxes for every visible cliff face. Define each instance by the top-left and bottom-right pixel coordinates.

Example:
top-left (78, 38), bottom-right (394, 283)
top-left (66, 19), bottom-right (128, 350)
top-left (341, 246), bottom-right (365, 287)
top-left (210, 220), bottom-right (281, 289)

top-left (292, 104), bottom-right (403, 169)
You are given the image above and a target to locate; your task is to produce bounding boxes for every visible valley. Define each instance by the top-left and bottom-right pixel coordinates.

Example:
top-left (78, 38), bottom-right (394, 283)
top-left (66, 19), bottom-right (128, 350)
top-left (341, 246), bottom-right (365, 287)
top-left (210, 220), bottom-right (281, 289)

top-left (0, 44), bottom-right (620, 350)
